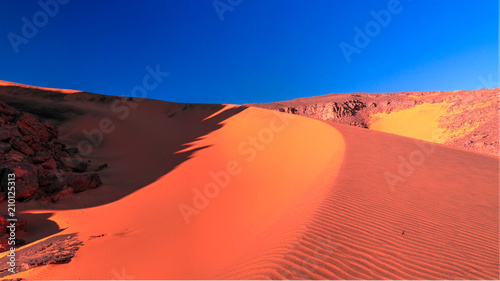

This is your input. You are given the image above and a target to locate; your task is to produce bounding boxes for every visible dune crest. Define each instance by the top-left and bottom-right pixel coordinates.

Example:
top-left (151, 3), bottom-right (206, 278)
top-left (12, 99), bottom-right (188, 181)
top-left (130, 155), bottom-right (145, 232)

top-left (5, 107), bottom-right (345, 280)
top-left (0, 80), bottom-right (81, 94)
top-left (250, 88), bottom-right (499, 155)
top-left (0, 82), bottom-right (497, 280)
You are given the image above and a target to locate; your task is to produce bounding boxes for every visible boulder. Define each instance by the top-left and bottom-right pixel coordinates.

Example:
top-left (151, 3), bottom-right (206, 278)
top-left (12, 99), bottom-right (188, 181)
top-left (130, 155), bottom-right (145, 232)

top-left (37, 170), bottom-right (60, 187)
top-left (1, 151), bottom-right (25, 163)
top-left (0, 129), bottom-right (11, 141)
top-left (32, 151), bottom-right (52, 163)
top-left (16, 114), bottom-right (58, 143)
top-left (49, 173), bottom-right (102, 194)
top-left (21, 135), bottom-right (33, 142)
top-left (0, 101), bottom-right (18, 117)
top-left (1, 162), bottom-right (39, 200)
top-left (0, 142), bottom-right (11, 155)
top-left (50, 186), bottom-right (75, 202)
top-left (10, 137), bottom-right (35, 156)
top-left (41, 158), bottom-right (57, 170)
top-left (61, 157), bottom-right (88, 172)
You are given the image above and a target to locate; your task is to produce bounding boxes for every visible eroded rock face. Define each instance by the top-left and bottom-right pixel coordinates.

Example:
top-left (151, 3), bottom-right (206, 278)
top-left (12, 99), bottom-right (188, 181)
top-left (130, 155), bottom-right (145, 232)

top-left (0, 163), bottom-right (38, 200)
top-left (0, 101), bottom-right (104, 202)
top-left (250, 89), bottom-right (500, 155)
top-left (277, 100), bottom-right (368, 127)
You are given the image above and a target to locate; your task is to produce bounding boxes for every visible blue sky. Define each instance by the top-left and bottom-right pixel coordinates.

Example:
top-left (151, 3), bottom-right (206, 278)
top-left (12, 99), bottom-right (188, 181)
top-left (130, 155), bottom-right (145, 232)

top-left (0, 1), bottom-right (498, 104)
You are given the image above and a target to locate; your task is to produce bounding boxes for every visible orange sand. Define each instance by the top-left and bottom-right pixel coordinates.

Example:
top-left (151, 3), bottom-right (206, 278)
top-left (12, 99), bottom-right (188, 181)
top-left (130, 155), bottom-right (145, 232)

top-left (0, 87), bottom-right (498, 279)
top-left (4, 106), bottom-right (345, 280)
top-left (369, 102), bottom-right (452, 142)
top-left (221, 123), bottom-right (499, 279)
top-left (0, 80), bottom-right (81, 94)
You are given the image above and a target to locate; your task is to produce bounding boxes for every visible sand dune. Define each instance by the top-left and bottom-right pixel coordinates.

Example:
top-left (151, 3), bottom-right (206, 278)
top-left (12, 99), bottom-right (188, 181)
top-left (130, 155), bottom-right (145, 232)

top-left (0, 80), bottom-right (81, 94)
top-left (369, 102), bottom-right (452, 142)
top-left (250, 88), bottom-right (500, 156)
top-left (218, 123), bottom-right (499, 279)
top-left (0, 84), bottom-right (498, 279)
top-left (1, 91), bottom-right (345, 279)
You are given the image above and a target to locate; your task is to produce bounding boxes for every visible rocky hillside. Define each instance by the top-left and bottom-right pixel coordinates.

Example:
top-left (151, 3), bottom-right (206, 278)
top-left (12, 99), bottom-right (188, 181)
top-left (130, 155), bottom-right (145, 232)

top-left (0, 97), bottom-right (108, 252)
top-left (249, 88), bottom-right (499, 156)
top-left (0, 100), bottom-right (104, 203)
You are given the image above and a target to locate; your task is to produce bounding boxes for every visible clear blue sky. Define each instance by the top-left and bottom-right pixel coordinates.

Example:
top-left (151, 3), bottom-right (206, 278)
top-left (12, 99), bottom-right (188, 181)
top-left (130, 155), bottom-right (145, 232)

top-left (0, 1), bottom-right (498, 104)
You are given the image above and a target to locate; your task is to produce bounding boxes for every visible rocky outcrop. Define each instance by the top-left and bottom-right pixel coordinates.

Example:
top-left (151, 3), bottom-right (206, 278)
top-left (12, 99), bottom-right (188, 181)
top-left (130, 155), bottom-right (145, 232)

top-left (0, 101), bottom-right (104, 202)
top-left (0, 233), bottom-right (82, 277)
top-left (277, 100), bottom-right (369, 128)
top-left (249, 89), bottom-right (499, 156)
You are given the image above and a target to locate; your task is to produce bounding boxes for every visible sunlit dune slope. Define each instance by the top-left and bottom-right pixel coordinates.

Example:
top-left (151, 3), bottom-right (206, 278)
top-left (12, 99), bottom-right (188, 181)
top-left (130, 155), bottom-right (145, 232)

top-left (219, 122), bottom-right (498, 280)
top-left (2, 104), bottom-right (345, 279)
top-left (0, 84), bottom-right (498, 280)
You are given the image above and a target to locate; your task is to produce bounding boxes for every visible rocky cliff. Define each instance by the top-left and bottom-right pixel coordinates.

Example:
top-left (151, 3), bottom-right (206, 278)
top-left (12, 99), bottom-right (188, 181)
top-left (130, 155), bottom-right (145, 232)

top-left (249, 88), bottom-right (499, 156)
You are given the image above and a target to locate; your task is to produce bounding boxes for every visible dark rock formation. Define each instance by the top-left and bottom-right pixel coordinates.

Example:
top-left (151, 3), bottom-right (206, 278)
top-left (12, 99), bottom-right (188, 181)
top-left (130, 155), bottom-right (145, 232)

top-left (276, 100), bottom-right (369, 128)
top-left (0, 100), bottom-right (105, 202)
